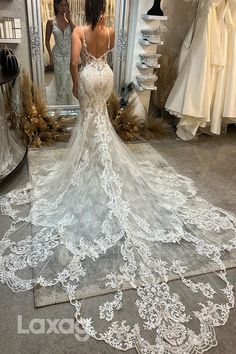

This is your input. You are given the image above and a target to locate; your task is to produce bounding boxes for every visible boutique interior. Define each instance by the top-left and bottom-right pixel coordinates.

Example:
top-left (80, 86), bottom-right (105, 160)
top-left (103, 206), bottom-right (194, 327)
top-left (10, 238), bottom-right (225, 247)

top-left (0, 1), bottom-right (236, 354)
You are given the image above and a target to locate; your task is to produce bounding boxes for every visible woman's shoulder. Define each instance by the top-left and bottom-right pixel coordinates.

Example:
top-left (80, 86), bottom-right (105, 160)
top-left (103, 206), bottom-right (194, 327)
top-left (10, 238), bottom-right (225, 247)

top-left (74, 25), bottom-right (86, 33)
top-left (46, 18), bottom-right (55, 27)
top-left (72, 26), bottom-right (85, 41)
top-left (107, 27), bottom-right (115, 36)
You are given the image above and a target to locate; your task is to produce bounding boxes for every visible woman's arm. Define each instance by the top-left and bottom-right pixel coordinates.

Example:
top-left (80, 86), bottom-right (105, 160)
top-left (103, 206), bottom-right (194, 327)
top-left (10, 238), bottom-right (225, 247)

top-left (70, 27), bottom-right (82, 99)
top-left (109, 27), bottom-right (115, 50)
top-left (45, 20), bottom-right (53, 65)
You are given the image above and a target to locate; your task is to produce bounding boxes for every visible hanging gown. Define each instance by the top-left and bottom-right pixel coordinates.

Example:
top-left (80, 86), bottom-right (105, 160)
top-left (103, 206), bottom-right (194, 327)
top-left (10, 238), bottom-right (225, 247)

top-left (0, 26), bottom-right (236, 354)
top-left (209, 0), bottom-right (233, 134)
top-left (223, 0), bottom-right (236, 119)
top-left (46, 21), bottom-right (75, 105)
top-left (165, 0), bottom-right (230, 140)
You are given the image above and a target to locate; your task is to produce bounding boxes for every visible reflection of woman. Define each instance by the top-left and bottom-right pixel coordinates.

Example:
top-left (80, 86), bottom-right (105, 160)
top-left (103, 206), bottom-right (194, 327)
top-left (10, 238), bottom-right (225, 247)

top-left (45, 0), bottom-right (75, 105)
top-left (0, 1), bottom-right (236, 354)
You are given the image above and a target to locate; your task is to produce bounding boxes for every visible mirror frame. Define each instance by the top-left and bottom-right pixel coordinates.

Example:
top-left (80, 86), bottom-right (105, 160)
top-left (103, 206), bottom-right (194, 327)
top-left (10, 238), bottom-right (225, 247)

top-left (26, 0), bottom-right (131, 107)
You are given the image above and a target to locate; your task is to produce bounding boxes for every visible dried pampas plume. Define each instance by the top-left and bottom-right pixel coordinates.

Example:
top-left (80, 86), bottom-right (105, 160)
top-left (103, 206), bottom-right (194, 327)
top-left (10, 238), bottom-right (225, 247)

top-left (107, 90), bottom-right (170, 142)
top-left (154, 54), bottom-right (178, 110)
top-left (19, 69), bottom-right (74, 147)
top-left (107, 91), bottom-right (140, 141)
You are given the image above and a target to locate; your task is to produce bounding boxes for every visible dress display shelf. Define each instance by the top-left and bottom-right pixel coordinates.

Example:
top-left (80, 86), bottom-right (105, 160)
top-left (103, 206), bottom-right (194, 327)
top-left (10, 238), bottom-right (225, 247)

top-left (141, 14), bottom-right (168, 21)
top-left (0, 38), bottom-right (21, 44)
top-left (135, 12), bottom-right (167, 92)
top-left (134, 82), bottom-right (158, 91)
top-left (136, 62), bottom-right (160, 69)
top-left (138, 38), bottom-right (164, 46)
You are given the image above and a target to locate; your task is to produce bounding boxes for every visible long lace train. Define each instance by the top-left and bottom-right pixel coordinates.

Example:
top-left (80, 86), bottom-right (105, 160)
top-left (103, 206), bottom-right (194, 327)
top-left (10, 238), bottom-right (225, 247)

top-left (0, 36), bottom-right (236, 354)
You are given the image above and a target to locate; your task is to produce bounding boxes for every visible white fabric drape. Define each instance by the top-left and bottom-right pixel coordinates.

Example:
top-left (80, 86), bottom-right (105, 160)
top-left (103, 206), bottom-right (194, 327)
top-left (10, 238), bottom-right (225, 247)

top-left (165, 0), bottom-right (236, 140)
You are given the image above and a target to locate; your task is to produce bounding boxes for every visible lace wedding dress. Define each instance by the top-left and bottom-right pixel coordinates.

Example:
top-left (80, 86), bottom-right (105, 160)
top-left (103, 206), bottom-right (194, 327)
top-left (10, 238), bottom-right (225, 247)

top-left (1, 28), bottom-right (236, 354)
top-left (46, 21), bottom-right (75, 105)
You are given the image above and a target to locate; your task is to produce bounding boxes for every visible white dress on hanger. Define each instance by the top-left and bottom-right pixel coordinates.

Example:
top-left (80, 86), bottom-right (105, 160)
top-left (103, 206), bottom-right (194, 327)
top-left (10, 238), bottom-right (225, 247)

top-left (223, 0), bottom-right (236, 119)
top-left (210, 0), bottom-right (233, 134)
top-left (0, 26), bottom-right (236, 354)
top-left (165, 0), bottom-right (227, 140)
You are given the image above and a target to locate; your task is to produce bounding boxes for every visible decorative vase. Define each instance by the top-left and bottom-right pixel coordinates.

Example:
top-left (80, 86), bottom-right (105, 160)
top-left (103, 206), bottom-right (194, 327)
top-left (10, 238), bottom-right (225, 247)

top-left (147, 0), bottom-right (164, 16)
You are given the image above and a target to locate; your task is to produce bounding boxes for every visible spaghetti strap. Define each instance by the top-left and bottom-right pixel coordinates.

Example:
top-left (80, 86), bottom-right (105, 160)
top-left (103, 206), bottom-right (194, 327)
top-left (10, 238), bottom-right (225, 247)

top-left (107, 28), bottom-right (110, 50)
top-left (81, 26), bottom-right (86, 45)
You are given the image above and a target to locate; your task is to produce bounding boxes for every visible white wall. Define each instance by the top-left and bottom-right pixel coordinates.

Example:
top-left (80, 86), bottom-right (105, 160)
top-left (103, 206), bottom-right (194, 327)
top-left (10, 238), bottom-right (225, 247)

top-left (0, 0), bottom-right (31, 74)
top-left (161, 0), bottom-right (198, 59)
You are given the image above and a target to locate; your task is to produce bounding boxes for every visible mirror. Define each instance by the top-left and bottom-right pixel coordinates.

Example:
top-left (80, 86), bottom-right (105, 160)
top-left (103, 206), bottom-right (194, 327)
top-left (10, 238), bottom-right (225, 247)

top-left (27, 0), bottom-right (121, 109)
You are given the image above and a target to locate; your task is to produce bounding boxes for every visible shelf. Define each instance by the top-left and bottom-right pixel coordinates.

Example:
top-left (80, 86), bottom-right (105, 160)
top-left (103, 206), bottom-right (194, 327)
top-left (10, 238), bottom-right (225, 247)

top-left (134, 83), bottom-right (145, 91)
top-left (141, 14), bottom-right (168, 21)
top-left (138, 39), bottom-right (164, 46)
top-left (136, 62), bottom-right (160, 69)
top-left (0, 38), bottom-right (21, 44)
top-left (134, 83), bottom-right (157, 92)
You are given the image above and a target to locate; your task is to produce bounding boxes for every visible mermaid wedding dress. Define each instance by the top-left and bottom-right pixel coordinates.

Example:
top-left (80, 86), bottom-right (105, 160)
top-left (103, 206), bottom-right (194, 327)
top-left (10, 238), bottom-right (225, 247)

top-left (0, 28), bottom-right (236, 354)
top-left (46, 21), bottom-right (75, 105)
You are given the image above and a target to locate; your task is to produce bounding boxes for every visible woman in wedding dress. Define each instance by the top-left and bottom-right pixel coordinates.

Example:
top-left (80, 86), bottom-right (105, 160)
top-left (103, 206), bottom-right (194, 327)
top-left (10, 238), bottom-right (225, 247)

top-left (0, 0), bottom-right (236, 353)
top-left (45, 0), bottom-right (75, 105)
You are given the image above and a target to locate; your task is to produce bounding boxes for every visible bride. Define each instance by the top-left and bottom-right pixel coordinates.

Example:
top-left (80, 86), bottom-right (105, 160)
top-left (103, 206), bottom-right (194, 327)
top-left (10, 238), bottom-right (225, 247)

top-left (0, 0), bottom-right (236, 353)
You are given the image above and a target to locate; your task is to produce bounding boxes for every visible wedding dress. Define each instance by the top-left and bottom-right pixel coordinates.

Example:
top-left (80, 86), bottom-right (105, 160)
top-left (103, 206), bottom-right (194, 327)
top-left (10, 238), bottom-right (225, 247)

top-left (223, 0), bottom-right (236, 119)
top-left (46, 21), bottom-right (74, 105)
top-left (165, 0), bottom-right (232, 140)
top-left (1, 27), bottom-right (236, 354)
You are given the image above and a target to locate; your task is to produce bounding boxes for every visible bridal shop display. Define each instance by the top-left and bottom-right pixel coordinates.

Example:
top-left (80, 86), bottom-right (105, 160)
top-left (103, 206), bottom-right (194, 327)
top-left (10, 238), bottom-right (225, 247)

top-left (165, 0), bottom-right (236, 140)
top-left (123, 0), bottom-right (167, 113)
top-left (0, 1), bottom-right (236, 354)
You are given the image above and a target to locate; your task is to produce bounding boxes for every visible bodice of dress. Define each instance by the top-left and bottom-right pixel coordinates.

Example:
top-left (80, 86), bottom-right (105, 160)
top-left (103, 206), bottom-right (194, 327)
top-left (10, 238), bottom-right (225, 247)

top-left (78, 28), bottom-right (113, 108)
top-left (80, 27), bottom-right (111, 70)
top-left (52, 22), bottom-right (71, 56)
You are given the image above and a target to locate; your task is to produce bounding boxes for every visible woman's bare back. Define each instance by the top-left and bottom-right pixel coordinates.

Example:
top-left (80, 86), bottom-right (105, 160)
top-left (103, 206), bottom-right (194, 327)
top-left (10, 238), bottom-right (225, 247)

top-left (78, 25), bottom-right (115, 59)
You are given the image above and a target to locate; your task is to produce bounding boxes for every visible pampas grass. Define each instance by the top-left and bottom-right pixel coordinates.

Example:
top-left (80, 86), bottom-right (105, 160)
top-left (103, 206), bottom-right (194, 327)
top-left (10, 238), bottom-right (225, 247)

top-left (19, 69), bottom-right (74, 147)
top-left (107, 90), bottom-right (170, 141)
top-left (107, 90), bottom-right (141, 141)
top-left (154, 55), bottom-right (178, 110)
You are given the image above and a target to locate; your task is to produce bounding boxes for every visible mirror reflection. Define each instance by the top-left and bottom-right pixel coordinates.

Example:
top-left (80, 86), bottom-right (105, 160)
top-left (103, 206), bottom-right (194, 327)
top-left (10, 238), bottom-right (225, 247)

top-left (40, 0), bottom-right (116, 106)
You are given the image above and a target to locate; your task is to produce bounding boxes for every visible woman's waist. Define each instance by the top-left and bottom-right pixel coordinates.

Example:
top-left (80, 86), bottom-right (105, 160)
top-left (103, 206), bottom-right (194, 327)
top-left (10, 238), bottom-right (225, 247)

top-left (52, 45), bottom-right (71, 55)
